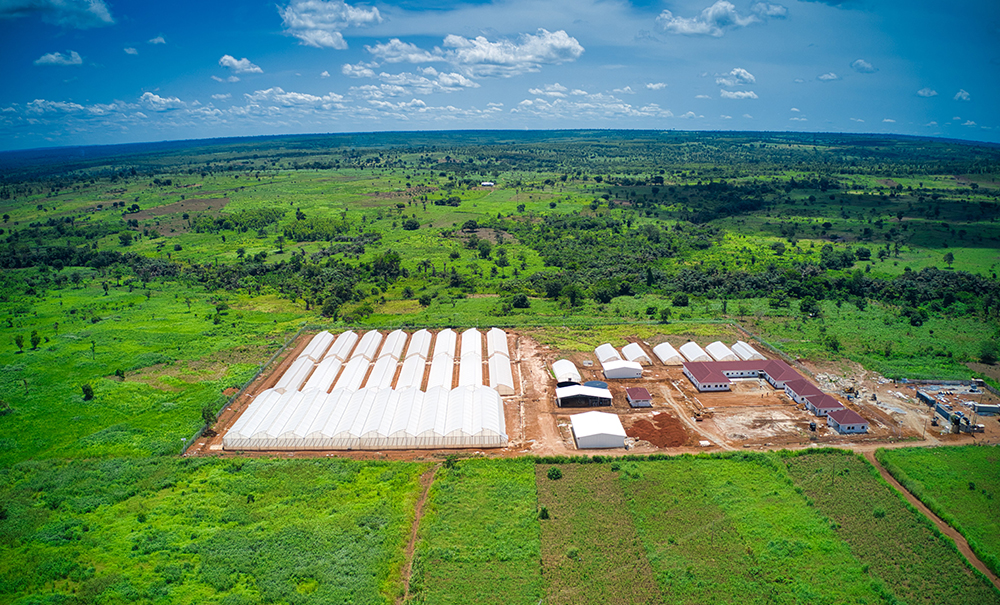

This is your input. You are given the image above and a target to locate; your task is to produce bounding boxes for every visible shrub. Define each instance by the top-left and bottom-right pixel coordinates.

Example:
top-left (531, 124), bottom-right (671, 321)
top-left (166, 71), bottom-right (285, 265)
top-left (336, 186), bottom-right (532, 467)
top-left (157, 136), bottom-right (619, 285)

top-left (402, 218), bottom-right (420, 230)
top-left (547, 467), bottom-right (563, 480)
top-left (81, 384), bottom-right (94, 401)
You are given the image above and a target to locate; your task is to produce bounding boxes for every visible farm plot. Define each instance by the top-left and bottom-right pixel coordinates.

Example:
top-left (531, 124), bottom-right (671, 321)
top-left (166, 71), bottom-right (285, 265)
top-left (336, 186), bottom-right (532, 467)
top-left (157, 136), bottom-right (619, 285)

top-left (410, 459), bottom-right (542, 605)
top-left (0, 458), bottom-right (423, 605)
top-left (620, 455), bottom-right (885, 605)
top-left (877, 446), bottom-right (1000, 576)
top-left (782, 450), bottom-right (999, 604)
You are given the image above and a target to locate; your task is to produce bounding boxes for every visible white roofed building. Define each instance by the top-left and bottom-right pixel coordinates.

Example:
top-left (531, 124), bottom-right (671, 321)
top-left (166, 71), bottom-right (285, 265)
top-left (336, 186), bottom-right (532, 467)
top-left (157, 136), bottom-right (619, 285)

top-left (653, 342), bottom-right (683, 365)
top-left (602, 359), bottom-right (643, 379)
top-left (621, 343), bottom-right (652, 365)
top-left (570, 411), bottom-right (627, 449)
top-left (552, 359), bottom-right (582, 383)
top-left (706, 341), bottom-right (738, 362)
top-left (732, 340), bottom-right (766, 361)
top-left (679, 342), bottom-right (711, 362)
top-left (594, 343), bottom-right (622, 364)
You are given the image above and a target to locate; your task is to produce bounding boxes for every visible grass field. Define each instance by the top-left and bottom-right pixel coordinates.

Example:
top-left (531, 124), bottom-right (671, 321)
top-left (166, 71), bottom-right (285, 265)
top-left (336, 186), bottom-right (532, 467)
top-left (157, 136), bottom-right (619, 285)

top-left (0, 458), bottom-right (424, 605)
top-left (876, 446), bottom-right (1000, 577)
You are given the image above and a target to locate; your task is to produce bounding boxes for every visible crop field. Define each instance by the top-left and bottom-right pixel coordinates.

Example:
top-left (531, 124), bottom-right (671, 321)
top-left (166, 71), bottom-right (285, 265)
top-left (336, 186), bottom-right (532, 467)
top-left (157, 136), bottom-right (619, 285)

top-left (0, 457), bottom-right (424, 605)
top-left (877, 446), bottom-right (1000, 576)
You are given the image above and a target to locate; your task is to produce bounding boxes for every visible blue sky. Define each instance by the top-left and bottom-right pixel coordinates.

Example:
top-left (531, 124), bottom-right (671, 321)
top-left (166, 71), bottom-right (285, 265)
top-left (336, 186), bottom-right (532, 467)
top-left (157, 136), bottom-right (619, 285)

top-left (0, 0), bottom-right (997, 150)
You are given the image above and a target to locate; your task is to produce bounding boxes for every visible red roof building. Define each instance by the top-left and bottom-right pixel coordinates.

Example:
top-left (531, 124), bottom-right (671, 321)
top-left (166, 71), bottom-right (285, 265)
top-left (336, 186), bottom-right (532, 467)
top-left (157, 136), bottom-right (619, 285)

top-left (826, 408), bottom-right (869, 434)
top-left (625, 387), bottom-right (653, 408)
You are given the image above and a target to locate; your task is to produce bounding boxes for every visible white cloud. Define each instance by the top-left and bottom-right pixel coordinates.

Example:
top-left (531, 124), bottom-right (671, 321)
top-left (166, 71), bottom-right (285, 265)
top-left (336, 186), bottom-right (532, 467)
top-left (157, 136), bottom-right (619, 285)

top-left (646, 82), bottom-right (667, 90)
top-left (376, 69), bottom-right (480, 94)
top-left (0, 0), bottom-right (113, 28)
top-left (679, 111), bottom-right (702, 119)
top-left (695, 94), bottom-right (712, 99)
top-left (124, 47), bottom-right (138, 55)
top-left (925, 121), bottom-right (937, 126)
top-left (720, 90), bottom-right (757, 99)
top-left (716, 67), bottom-right (755, 87)
top-left (818, 72), bottom-right (839, 81)
top-left (219, 55), bottom-right (263, 74)
top-left (791, 107), bottom-right (800, 112)
top-left (790, 117), bottom-right (807, 121)
top-left (917, 87), bottom-right (937, 97)
top-left (366, 39), bottom-right (443, 64)
top-left (528, 83), bottom-right (568, 97)
top-left (211, 93), bottom-right (232, 100)
top-left (751, 2), bottom-right (787, 17)
top-left (850, 59), bottom-right (876, 73)
top-left (245, 87), bottom-right (345, 108)
top-left (850, 117), bottom-right (864, 122)
top-left (742, 113), bottom-right (753, 118)
top-left (279, 0), bottom-right (382, 49)
top-left (720, 114), bottom-right (732, 119)
top-left (34, 50), bottom-right (82, 66)
top-left (139, 92), bottom-right (185, 111)
top-left (211, 75), bottom-right (241, 83)
top-left (953, 89), bottom-right (970, 101)
top-left (511, 91), bottom-right (670, 120)
top-left (882, 118), bottom-right (895, 123)
top-left (962, 120), bottom-right (976, 126)
top-left (148, 35), bottom-right (166, 44)
top-left (442, 29), bottom-right (584, 78)
top-left (342, 62), bottom-right (376, 78)
top-left (657, 1), bottom-right (760, 37)
top-left (613, 86), bottom-right (635, 94)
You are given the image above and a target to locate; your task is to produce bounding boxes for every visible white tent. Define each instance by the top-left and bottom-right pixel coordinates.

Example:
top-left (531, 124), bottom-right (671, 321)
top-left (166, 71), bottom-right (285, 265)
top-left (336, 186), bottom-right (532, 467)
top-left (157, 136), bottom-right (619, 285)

top-left (426, 354), bottom-right (455, 390)
top-left (364, 355), bottom-right (398, 389)
top-left (433, 329), bottom-right (457, 358)
top-left (621, 343), bottom-right (652, 365)
top-left (594, 343), bottom-right (622, 364)
top-left (395, 355), bottom-right (427, 389)
top-left (273, 356), bottom-right (315, 394)
top-left (325, 331), bottom-right (359, 361)
top-left (552, 359), bottom-right (582, 383)
top-left (333, 356), bottom-right (370, 391)
top-left (486, 328), bottom-right (510, 359)
top-left (302, 357), bottom-right (342, 393)
top-left (352, 330), bottom-right (383, 361)
top-left (488, 354), bottom-right (515, 395)
top-left (379, 329), bottom-right (408, 360)
top-left (652, 342), bottom-right (683, 365)
top-left (570, 411), bottom-right (626, 449)
top-left (706, 341), bottom-right (738, 362)
top-left (602, 359), bottom-right (643, 379)
top-left (458, 353), bottom-right (483, 387)
top-left (298, 331), bottom-right (334, 363)
top-left (405, 329), bottom-right (433, 360)
top-left (732, 340), bottom-right (766, 361)
top-left (679, 342), bottom-right (711, 363)
top-left (460, 328), bottom-right (482, 358)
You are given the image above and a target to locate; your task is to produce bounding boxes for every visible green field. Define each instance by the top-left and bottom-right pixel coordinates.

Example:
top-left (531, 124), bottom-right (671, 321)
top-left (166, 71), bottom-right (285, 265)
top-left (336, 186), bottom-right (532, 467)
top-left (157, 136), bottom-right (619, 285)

top-left (877, 446), bottom-right (1000, 576)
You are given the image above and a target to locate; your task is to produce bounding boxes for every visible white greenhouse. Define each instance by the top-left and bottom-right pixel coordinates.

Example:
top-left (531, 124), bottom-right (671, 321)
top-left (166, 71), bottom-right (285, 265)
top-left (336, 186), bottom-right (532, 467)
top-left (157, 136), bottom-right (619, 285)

top-left (679, 342), bottom-right (711, 363)
top-left (325, 331), bottom-right (359, 362)
top-left (405, 329), bottom-right (433, 360)
top-left (396, 355), bottom-right (427, 390)
top-left (460, 328), bottom-right (482, 358)
top-left (353, 330), bottom-right (384, 361)
top-left (652, 342), bottom-right (683, 365)
top-left (379, 329), bottom-right (408, 361)
top-left (426, 354), bottom-right (456, 390)
top-left (602, 359), bottom-right (643, 379)
top-left (273, 357), bottom-right (315, 394)
top-left (364, 355), bottom-right (398, 389)
top-left (570, 411), bottom-right (627, 449)
top-left (333, 356), bottom-right (371, 392)
top-left (706, 341), bottom-right (738, 362)
top-left (488, 354), bottom-right (515, 395)
top-left (486, 328), bottom-right (510, 359)
top-left (433, 329), bottom-right (457, 358)
top-left (458, 353), bottom-right (483, 387)
top-left (732, 340), bottom-right (766, 361)
top-left (302, 356), bottom-right (342, 393)
top-left (594, 343), bottom-right (622, 364)
top-left (552, 359), bottom-right (582, 383)
top-left (621, 343), bottom-right (652, 365)
top-left (298, 331), bottom-right (334, 363)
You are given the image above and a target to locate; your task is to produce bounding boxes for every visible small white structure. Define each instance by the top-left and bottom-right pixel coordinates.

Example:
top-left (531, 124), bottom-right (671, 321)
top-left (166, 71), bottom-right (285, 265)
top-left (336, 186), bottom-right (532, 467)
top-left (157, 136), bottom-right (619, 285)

top-left (621, 343), bottom-right (652, 365)
top-left (679, 342), bottom-right (711, 363)
top-left (298, 331), bottom-right (335, 363)
top-left (594, 343), bottom-right (622, 364)
top-left (602, 359), bottom-right (643, 379)
top-left (552, 359), bottom-right (582, 383)
top-left (405, 329), bottom-right (433, 360)
top-left (433, 329), bottom-right (457, 358)
top-left (325, 331), bottom-right (359, 361)
top-left (732, 340), bottom-right (766, 361)
top-left (570, 411), bottom-right (627, 449)
top-left (706, 341), bottom-right (738, 362)
top-left (555, 384), bottom-right (612, 407)
top-left (395, 355), bottom-right (427, 390)
top-left (379, 329), bottom-right (408, 361)
top-left (460, 328), bottom-right (482, 358)
top-left (302, 357), bottom-right (342, 393)
top-left (652, 342), bottom-right (684, 365)
top-left (486, 328), bottom-right (510, 359)
top-left (353, 330), bottom-right (383, 361)
top-left (273, 356), bottom-right (315, 394)
top-left (488, 354), bottom-right (515, 396)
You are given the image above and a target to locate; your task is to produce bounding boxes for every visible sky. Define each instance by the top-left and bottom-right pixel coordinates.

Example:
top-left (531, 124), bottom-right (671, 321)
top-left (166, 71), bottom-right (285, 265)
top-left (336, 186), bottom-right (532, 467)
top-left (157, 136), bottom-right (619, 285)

top-left (0, 0), bottom-right (997, 151)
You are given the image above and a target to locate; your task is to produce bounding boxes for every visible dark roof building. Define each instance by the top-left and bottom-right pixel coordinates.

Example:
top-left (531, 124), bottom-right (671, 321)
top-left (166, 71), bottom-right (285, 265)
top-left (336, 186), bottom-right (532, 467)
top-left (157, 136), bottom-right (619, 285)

top-left (827, 408), bottom-right (869, 434)
top-left (625, 387), bottom-right (653, 408)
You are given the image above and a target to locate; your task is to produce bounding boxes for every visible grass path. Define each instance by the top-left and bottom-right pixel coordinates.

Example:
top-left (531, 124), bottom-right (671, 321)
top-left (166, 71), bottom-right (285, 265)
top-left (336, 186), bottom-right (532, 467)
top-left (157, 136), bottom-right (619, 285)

top-left (400, 465), bottom-right (439, 604)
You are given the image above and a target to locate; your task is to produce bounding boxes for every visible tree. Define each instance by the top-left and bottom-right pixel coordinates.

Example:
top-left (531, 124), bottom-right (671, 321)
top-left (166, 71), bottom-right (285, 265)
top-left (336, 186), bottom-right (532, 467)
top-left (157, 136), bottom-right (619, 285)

top-left (30, 330), bottom-right (41, 350)
top-left (402, 218), bottom-right (420, 230)
top-left (118, 231), bottom-right (133, 246)
top-left (236, 247), bottom-right (246, 259)
top-left (477, 239), bottom-right (492, 259)
top-left (771, 242), bottom-right (786, 256)
top-left (276, 235), bottom-right (286, 253)
top-left (462, 219), bottom-right (478, 231)
top-left (672, 293), bottom-right (689, 307)
top-left (978, 340), bottom-right (998, 364)
top-left (511, 293), bottom-right (530, 309)
top-left (547, 467), bottom-right (563, 480)
top-left (561, 283), bottom-right (583, 307)
top-left (854, 247), bottom-right (871, 261)
top-left (14, 335), bottom-right (24, 353)
top-left (659, 308), bottom-right (672, 323)
top-left (201, 405), bottom-right (216, 425)
top-left (81, 384), bottom-right (94, 401)
top-left (799, 296), bottom-right (821, 317)
top-left (943, 251), bottom-right (955, 268)
top-left (321, 296), bottom-right (341, 319)
top-left (418, 294), bottom-right (433, 307)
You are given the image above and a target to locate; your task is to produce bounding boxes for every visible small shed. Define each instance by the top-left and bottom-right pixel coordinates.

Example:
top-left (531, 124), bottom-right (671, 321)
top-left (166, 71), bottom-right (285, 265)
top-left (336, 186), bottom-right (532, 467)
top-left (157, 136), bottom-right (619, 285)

top-left (594, 343), bottom-right (622, 364)
top-left (602, 360), bottom-right (643, 379)
top-left (621, 343), bottom-right (652, 365)
top-left (732, 340), bottom-right (765, 361)
top-left (653, 342), bottom-right (683, 365)
top-left (555, 385), bottom-right (612, 408)
top-left (571, 411), bottom-right (627, 449)
top-left (625, 387), bottom-right (652, 408)
top-left (679, 342), bottom-right (711, 363)
top-left (826, 409), bottom-right (869, 434)
top-left (552, 359), bottom-right (582, 384)
top-left (706, 341), bottom-right (738, 362)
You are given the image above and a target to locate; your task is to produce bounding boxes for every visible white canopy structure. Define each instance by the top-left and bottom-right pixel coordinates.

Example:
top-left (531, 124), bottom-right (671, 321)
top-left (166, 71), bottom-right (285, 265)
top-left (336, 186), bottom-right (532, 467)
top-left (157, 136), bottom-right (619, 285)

top-left (486, 328), bottom-right (510, 359)
top-left (333, 356), bottom-right (370, 392)
top-left (594, 343), bottom-right (622, 364)
top-left (223, 385), bottom-right (507, 450)
top-left (379, 330), bottom-right (408, 361)
top-left (396, 355), bottom-right (427, 390)
top-left (652, 342), bottom-right (683, 365)
top-left (621, 343), bottom-right (652, 365)
top-left (433, 329), bottom-right (457, 358)
top-left (679, 342), bottom-right (711, 363)
top-left (458, 353), bottom-right (483, 387)
top-left (570, 411), bottom-right (627, 449)
top-left (706, 341), bottom-right (738, 362)
top-left (552, 359), bottom-right (582, 383)
top-left (426, 354), bottom-right (455, 390)
top-left (460, 328), bottom-right (482, 358)
top-left (602, 359), bottom-right (643, 379)
top-left (325, 331), bottom-right (358, 361)
top-left (732, 340), bottom-right (766, 361)
top-left (353, 330), bottom-right (383, 361)
top-left (364, 356), bottom-right (398, 389)
top-left (302, 357), bottom-right (342, 393)
top-left (298, 331), bottom-right (334, 363)
top-left (405, 329), bottom-right (433, 360)
top-left (273, 357), bottom-right (315, 394)
top-left (488, 354), bottom-right (515, 395)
